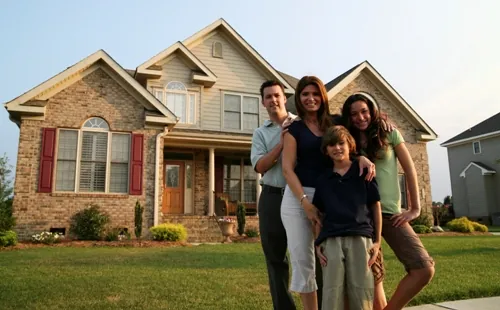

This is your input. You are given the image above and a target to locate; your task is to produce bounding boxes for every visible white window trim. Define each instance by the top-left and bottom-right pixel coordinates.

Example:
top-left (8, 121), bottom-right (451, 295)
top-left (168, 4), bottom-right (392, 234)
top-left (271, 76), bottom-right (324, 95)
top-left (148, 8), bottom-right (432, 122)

top-left (54, 128), bottom-right (131, 194)
top-left (472, 141), bottom-right (481, 154)
top-left (221, 91), bottom-right (260, 133)
top-left (152, 83), bottom-right (197, 126)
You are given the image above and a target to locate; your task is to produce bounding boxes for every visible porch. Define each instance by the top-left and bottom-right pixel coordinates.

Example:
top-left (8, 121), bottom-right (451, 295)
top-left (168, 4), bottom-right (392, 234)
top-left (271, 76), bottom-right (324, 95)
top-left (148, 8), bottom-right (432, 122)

top-left (159, 130), bottom-right (261, 219)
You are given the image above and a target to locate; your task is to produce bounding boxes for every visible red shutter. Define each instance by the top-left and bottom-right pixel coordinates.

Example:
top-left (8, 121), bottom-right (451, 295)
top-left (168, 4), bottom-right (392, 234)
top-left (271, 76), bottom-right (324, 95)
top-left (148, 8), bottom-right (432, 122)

top-left (38, 128), bottom-right (56, 193)
top-left (129, 133), bottom-right (144, 195)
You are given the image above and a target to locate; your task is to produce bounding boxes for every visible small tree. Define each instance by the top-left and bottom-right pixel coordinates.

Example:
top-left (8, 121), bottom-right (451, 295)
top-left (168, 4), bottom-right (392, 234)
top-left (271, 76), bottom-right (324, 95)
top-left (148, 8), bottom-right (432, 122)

top-left (0, 154), bottom-right (15, 232)
top-left (134, 200), bottom-right (144, 240)
top-left (236, 202), bottom-right (246, 236)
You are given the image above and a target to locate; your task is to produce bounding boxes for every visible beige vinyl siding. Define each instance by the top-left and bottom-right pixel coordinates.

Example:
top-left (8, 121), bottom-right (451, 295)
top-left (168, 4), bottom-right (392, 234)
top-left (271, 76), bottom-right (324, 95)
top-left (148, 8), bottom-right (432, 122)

top-left (190, 31), bottom-right (269, 130)
top-left (147, 53), bottom-right (201, 127)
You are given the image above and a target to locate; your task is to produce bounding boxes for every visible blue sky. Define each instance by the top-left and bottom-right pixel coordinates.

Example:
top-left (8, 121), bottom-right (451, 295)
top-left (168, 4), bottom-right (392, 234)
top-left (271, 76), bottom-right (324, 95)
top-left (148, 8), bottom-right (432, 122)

top-left (1, 0), bottom-right (499, 201)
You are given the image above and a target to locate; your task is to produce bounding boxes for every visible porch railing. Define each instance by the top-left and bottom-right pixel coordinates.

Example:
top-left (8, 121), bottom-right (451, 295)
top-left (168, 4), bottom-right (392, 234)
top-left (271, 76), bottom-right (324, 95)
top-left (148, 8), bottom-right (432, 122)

top-left (213, 191), bottom-right (257, 216)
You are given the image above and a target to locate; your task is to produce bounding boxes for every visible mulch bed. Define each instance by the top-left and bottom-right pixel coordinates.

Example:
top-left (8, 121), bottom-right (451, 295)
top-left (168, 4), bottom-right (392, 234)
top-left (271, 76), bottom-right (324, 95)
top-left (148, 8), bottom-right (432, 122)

top-left (0, 240), bottom-right (190, 251)
top-left (419, 231), bottom-right (493, 237)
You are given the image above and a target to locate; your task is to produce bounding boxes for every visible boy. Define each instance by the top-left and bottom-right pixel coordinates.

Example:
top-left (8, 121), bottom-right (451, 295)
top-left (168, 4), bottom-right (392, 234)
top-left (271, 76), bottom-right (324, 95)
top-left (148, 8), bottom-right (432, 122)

top-left (312, 125), bottom-right (382, 310)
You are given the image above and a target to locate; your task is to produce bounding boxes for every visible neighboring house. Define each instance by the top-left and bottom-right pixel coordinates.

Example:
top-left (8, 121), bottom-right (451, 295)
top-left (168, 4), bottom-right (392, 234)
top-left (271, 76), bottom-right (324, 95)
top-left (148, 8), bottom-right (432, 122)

top-left (3, 18), bottom-right (437, 242)
top-left (441, 112), bottom-right (500, 224)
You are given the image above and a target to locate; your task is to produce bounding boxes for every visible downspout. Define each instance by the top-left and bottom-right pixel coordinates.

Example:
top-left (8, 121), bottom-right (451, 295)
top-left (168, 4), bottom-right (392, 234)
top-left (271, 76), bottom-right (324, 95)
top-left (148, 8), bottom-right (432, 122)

top-left (154, 126), bottom-right (169, 226)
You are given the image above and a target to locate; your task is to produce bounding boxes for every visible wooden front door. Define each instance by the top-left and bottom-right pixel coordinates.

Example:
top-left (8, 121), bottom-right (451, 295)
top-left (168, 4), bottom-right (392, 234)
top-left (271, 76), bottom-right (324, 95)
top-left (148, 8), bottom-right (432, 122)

top-left (162, 161), bottom-right (185, 214)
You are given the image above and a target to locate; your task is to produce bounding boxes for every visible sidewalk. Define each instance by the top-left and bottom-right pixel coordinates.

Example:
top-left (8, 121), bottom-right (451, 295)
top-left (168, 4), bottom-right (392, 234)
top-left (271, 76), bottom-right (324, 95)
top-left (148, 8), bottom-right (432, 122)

top-left (404, 296), bottom-right (500, 310)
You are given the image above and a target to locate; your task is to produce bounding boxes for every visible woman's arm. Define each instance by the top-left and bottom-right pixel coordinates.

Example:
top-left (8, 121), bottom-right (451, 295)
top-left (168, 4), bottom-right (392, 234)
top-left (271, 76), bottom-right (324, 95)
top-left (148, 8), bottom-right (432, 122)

top-left (282, 133), bottom-right (321, 226)
top-left (392, 142), bottom-right (421, 226)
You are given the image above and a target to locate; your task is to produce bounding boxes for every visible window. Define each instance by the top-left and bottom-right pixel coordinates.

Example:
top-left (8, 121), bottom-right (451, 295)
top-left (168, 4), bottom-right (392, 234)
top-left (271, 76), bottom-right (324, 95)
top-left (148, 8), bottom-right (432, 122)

top-left (55, 117), bottom-right (131, 193)
top-left (152, 81), bottom-right (196, 124)
top-left (473, 141), bottom-right (481, 154)
top-left (223, 158), bottom-right (257, 203)
top-left (212, 41), bottom-right (223, 58)
top-left (399, 174), bottom-right (408, 209)
top-left (223, 93), bottom-right (260, 131)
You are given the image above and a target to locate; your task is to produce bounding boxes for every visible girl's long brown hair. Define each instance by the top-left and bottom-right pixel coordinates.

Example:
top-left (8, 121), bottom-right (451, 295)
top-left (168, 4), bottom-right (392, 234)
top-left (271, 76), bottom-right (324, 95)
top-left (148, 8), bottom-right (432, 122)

top-left (341, 93), bottom-right (388, 160)
top-left (294, 76), bottom-right (332, 132)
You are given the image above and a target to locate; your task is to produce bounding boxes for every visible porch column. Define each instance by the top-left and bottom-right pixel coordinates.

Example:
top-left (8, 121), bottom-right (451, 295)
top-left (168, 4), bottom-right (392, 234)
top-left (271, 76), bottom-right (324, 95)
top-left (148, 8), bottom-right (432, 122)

top-left (208, 147), bottom-right (215, 215)
top-left (256, 173), bottom-right (262, 214)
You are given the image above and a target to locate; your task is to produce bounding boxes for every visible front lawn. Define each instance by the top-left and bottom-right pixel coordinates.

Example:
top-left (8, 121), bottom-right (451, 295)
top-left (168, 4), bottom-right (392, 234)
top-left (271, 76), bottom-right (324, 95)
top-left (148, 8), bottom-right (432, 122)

top-left (488, 226), bottom-right (500, 232)
top-left (1, 236), bottom-right (500, 309)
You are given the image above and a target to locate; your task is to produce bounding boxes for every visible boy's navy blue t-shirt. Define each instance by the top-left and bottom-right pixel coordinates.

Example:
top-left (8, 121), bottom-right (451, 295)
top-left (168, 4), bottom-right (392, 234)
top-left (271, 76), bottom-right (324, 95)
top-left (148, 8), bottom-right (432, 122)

top-left (287, 120), bottom-right (332, 188)
top-left (312, 160), bottom-right (380, 246)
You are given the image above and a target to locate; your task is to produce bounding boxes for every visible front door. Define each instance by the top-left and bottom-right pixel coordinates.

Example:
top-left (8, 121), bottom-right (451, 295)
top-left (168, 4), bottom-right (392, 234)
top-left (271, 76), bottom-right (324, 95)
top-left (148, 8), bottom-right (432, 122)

top-left (163, 161), bottom-right (185, 214)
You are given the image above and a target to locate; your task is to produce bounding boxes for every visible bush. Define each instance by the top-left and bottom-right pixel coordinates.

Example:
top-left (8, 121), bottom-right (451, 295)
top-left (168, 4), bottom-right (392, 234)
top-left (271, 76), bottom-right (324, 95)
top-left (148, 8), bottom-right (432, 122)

top-left (412, 225), bottom-right (432, 234)
top-left (31, 231), bottom-right (64, 244)
top-left (236, 203), bottom-right (246, 236)
top-left (104, 227), bottom-right (121, 242)
top-left (0, 230), bottom-right (17, 247)
top-left (134, 200), bottom-right (144, 239)
top-left (245, 227), bottom-right (259, 238)
top-left (410, 212), bottom-right (433, 227)
top-left (150, 223), bottom-right (187, 242)
top-left (69, 204), bottom-right (110, 240)
top-left (447, 217), bottom-right (474, 233)
top-left (0, 198), bottom-right (15, 232)
top-left (472, 222), bottom-right (488, 232)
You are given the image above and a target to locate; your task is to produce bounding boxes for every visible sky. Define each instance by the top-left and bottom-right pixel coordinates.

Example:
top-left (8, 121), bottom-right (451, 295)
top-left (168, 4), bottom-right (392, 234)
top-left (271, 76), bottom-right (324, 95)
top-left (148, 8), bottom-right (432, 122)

top-left (1, 0), bottom-right (499, 202)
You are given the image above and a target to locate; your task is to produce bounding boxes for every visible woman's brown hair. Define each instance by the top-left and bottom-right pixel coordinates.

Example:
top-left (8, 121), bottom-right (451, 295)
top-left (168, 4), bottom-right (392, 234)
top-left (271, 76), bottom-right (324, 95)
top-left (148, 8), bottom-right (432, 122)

top-left (294, 76), bottom-right (332, 132)
top-left (341, 93), bottom-right (388, 160)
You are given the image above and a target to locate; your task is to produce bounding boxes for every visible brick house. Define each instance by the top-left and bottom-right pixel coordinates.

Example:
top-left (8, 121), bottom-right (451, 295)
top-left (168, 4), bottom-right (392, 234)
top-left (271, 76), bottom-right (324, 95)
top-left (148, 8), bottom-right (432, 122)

top-left (4, 19), bottom-right (437, 242)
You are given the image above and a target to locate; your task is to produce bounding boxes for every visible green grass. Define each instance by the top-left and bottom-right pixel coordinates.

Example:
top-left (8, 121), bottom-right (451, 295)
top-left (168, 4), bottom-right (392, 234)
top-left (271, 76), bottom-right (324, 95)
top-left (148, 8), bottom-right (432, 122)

top-left (487, 226), bottom-right (500, 232)
top-left (1, 236), bottom-right (500, 309)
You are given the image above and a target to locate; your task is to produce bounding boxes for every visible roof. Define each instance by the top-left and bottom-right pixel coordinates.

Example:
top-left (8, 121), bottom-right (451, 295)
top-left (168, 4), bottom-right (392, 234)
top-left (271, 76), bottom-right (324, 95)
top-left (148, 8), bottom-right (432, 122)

top-left (4, 49), bottom-right (178, 126)
top-left (459, 161), bottom-right (496, 177)
top-left (325, 61), bottom-right (437, 141)
top-left (278, 71), bottom-right (299, 89)
top-left (324, 63), bottom-right (362, 91)
top-left (181, 18), bottom-right (295, 94)
top-left (441, 111), bottom-right (500, 147)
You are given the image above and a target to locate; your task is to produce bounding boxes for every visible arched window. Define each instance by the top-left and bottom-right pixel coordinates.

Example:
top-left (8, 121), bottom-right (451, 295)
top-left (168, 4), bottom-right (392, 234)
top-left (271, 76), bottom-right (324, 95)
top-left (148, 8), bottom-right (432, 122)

top-left (212, 41), bottom-right (223, 58)
top-left (54, 117), bottom-right (131, 194)
top-left (152, 81), bottom-right (196, 124)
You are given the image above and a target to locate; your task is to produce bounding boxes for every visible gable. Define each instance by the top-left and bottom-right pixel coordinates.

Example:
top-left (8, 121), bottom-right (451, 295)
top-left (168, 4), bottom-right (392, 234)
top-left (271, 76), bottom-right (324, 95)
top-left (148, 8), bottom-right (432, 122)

top-left (189, 31), bottom-right (269, 92)
top-left (326, 61), bottom-right (437, 141)
top-left (136, 42), bottom-right (217, 87)
top-left (4, 50), bottom-right (177, 127)
top-left (182, 18), bottom-right (294, 94)
top-left (441, 111), bottom-right (500, 147)
top-left (460, 162), bottom-right (496, 177)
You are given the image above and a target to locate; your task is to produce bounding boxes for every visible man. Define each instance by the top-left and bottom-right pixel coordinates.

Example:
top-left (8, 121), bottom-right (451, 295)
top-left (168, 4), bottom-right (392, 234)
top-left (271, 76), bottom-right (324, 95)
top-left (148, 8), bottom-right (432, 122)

top-left (251, 80), bottom-right (296, 310)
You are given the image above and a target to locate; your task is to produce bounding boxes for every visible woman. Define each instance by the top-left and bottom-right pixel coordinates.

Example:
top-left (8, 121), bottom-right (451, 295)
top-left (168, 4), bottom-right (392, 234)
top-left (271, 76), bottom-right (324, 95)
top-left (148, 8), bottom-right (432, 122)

top-left (341, 93), bottom-right (435, 310)
top-left (280, 76), bottom-right (375, 310)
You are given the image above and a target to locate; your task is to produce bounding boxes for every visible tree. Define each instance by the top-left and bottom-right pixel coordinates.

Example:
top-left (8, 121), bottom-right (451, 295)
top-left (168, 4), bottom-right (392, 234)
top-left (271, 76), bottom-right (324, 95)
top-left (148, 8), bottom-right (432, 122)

top-left (0, 154), bottom-right (15, 232)
top-left (443, 195), bottom-right (453, 206)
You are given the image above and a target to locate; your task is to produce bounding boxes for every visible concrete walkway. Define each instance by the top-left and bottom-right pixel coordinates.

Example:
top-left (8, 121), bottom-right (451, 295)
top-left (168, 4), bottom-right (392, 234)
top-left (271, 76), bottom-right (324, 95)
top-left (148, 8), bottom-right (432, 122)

top-left (404, 296), bottom-right (500, 310)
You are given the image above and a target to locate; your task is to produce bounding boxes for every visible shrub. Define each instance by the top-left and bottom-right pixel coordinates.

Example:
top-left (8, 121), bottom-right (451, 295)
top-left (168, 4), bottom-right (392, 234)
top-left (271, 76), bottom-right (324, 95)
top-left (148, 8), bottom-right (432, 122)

top-left (245, 227), bottom-right (259, 238)
top-left (0, 230), bottom-right (17, 247)
top-left (31, 231), bottom-right (64, 244)
top-left (410, 212), bottom-right (433, 227)
top-left (69, 204), bottom-right (110, 240)
top-left (447, 217), bottom-right (474, 233)
top-left (0, 198), bottom-right (15, 232)
top-left (134, 200), bottom-right (144, 239)
top-left (412, 225), bottom-right (432, 234)
top-left (104, 227), bottom-right (121, 242)
top-left (150, 223), bottom-right (187, 242)
top-left (472, 222), bottom-right (488, 232)
top-left (236, 203), bottom-right (246, 236)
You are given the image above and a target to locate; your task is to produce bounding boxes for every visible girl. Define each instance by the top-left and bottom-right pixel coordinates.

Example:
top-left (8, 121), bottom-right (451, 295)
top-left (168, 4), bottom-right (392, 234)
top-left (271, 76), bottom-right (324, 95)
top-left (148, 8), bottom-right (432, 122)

top-left (341, 93), bottom-right (435, 310)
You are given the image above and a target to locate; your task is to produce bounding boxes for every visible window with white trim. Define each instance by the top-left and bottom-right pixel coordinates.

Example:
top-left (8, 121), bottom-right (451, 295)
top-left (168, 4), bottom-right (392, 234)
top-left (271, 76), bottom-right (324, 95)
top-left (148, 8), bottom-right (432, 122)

top-left (223, 93), bottom-right (260, 131)
top-left (473, 141), bottom-right (481, 154)
top-left (55, 117), bottom-right (131, 193)
top-left (152, 81), bottom-right (196, 124)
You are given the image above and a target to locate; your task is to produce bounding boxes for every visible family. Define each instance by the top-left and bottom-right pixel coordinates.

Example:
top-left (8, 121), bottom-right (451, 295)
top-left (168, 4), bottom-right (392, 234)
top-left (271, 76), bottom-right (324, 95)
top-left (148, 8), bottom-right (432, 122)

top-left (251, 77), bottom-right (435, 310)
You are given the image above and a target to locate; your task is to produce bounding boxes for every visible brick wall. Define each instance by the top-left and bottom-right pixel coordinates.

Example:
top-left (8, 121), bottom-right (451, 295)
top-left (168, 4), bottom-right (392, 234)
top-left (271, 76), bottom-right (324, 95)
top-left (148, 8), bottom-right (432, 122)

top-left (12, 68), bottom-right (162, 239)
top-left (328, 73), bottom-right (433, 214)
